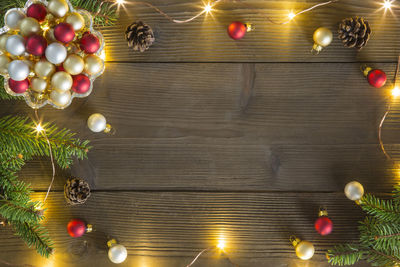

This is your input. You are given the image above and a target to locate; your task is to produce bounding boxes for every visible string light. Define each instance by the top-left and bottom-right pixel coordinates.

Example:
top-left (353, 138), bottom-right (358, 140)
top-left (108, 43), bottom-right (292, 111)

top-left (116, 0), bottom-right (125, 5)
top-left (35, 123), bottom-right (44, 133)
top-left (217, 238), bottom-right (226, 250)
top-left (392, 86), bottom-right (400, 98)
top-left (383, 0), bottom-right (394, 10)
top-left (288, 11), bottom-right (296, 20)
top-left (204, 3), bottom-right (212, 13)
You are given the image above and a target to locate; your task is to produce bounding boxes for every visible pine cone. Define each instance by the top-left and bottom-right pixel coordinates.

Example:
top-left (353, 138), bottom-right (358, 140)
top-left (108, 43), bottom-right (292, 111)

top-left (64, 178), bottom-right (91, 205)
top-left (338, 17), bottom-right (371, 50)
top-left (125, 21), bottom-right (155, 52)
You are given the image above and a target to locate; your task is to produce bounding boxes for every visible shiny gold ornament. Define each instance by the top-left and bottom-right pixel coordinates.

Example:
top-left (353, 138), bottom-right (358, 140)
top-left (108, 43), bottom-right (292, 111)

top-left (290, 236), bottom-right (315, 260)
top-left (311, 27), bottom-right (333, 54)
top-left (45, 28), bottom-right (57, 43)
top-left (48, 0), bottom-right (69, 18)
top-left (31, 78), bottom-right (48, 93)
top-left (0, 34), bottom-right (10, 51)
top-left (63, 54), bottom-right (84, 75)
top-left (65, 12), bottom-right (85, 31)
top-left (0, 55), bottom-right (10, 75)
top-left (35, 60), bottom-right (56, 79)
top-left (84, 55), bottom-right (104, 76)
top-left (50, 90), bottom-right (71, 107)
top-left (19, 17), bottom-right (41, 37)
top-left (51, 71), bottom-right (72, 92)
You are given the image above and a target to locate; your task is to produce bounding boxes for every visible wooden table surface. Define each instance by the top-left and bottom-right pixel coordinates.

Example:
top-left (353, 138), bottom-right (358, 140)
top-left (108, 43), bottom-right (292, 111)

top-left (1, 0), bottom-right (399, 266)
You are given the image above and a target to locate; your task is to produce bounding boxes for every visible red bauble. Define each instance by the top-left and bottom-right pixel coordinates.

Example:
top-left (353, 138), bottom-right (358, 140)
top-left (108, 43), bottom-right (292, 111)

top-left (228, 21), bottom-right (247, 40)
top-left (54, 23), bottom-right (75, 44)
top-left (80, 33), bottom-right (100, 54)
top-left (56, 65), bottom-right (66, 72)
top-left (367, 69), bottom-right (387, 88)
top-left (26, 35), bottom-right (47, 56)
top-left (67, 219), bottom-right (87, 238)
top-left (72, 74), bottom-right (91, 94)
top-left (9, 79), bottom-right (29, 94)
top-left (27, 3), bottom-right (47, 22)
top-left (315, 216), bottom-right (333, 236)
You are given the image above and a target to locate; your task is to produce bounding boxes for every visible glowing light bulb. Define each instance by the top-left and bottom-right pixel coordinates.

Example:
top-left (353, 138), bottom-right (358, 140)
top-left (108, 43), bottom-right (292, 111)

top-left (217, 239), bottom-right (226, 250)
top-left (383, 0), bottom-right (393, 10)
top-left (204, 3), bottom-right (212, 13)
top-left (288, 12), bottom-right (296, 20)
top-left (392, 86), bottom-right (400, 98)
top-left (116, 0), bottom-right (125, 5)
top-left (36, 124), bottom-right (44, 133)
top-left (100, 50), bottom-right (106, 60)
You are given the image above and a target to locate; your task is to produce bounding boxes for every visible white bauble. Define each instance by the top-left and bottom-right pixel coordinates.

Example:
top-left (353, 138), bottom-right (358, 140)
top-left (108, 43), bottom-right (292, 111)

top-left (344, 181), bottom-right (364, 201)
top-left (8, 60), bottom-right (29, 81)
top-left (50, 90), bottom-right (71, 107)
top-left (6, 35), bottom-right (26, 56)
top-left (87, 113), bottom-right (107, 132)
top-left (45, 43), bottom-right (67, 65)
top-left (5, 10), bottom-right (26, 30)
top-left (108, 244), bottom-right (127, 264)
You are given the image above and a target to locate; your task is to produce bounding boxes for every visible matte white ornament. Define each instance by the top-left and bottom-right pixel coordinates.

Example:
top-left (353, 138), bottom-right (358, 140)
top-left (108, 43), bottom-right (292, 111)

top-left (45, 43), bottom-right (67, 65)
top-left (87, 113), bottom-right (107, 132)
top-left (6, 35), bottom-right (26, 56)
top-left (344, 181), bottom-right (364, 201)
top-left (8, 60), bottom-right (29, 81)
top-left (50, 90), bottom-right (71, 107)
top-left (5, 10), bottom-right (26, 30)
top-left (108, 240), bottom-right (127, 264)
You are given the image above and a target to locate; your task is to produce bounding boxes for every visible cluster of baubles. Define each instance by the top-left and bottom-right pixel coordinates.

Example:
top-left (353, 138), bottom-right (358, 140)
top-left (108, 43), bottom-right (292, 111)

top-left (0, 0), bottom-right (105, 109)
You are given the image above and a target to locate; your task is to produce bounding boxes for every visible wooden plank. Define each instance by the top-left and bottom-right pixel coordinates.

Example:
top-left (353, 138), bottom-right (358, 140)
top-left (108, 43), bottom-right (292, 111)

top-left (2, 62), bottom-right (398, 191)
top-left (101, 0), bottom-right (400, 62)
top-left (0, 192), bottom-right (373, 266)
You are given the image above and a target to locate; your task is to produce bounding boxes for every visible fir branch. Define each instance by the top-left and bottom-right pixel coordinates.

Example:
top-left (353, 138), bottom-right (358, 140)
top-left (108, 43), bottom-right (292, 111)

top-left (367, 249), bottom-right (400, 267)
top-left (70, 0), bottom-right (117, 26)
top-left (327, 244), bottom-right (365, 266)
top-left (360, 194), bottom-right (400, 223)
top-left (12, 221), bottom-right (53, 258)
top-left (394, 185), bottom-right (400, 202)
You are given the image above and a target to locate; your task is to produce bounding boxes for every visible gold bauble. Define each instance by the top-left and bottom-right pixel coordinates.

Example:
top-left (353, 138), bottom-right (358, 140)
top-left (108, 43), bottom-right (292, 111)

top-left (63, 54), bottom-right (84, 75)
top-left (34, 60), bottom-right (56, 79)
top-left (65, 12), bottom-right (85, 31)
top-left (0, 54), bottom-right (10, 75)
top-left (19, 17), bottom-right (41, 37)
top-left (312, 27), bottom-right (333, 53)
top-left (51, 71), bottom-right (72, 92)
top-left (45, 28), bottom-right (57, 43)
top-left (0, 34), bottom-right (10, 51)
top-left (48, 0), bottom-right (69, 18)
top-left (295, 241), bottom-right (314, 260)
top-left (84, 55), bottom-right (104, 76)
top-left (31, 78), bottom-right (48, 93)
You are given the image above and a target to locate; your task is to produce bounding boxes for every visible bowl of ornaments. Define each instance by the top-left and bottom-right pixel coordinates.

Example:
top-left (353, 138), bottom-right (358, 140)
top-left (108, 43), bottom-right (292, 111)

top-left (0, 0), bottom-right (105, 109)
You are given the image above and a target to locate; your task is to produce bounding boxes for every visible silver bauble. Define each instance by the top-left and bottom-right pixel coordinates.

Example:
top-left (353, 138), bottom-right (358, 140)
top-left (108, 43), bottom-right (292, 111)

top-left (344, 181), bottom-right (364, 201)
top-left (45, 43), bottom-right (67, 65)
top-left (5, 10), bottom-right (26, 30)
top-left (87, 113), bottom-right (107, 132)
top-left (50, 90), bottom-right (71, 107)
top-left (108, 244), bottom-right (127, 264)
top-left (8, 60), bottom-right (30, 81)
top-left (6, 35), bottom-right (26, 56)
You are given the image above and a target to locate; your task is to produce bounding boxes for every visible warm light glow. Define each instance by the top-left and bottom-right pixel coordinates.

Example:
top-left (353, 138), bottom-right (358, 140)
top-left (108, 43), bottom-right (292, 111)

top-left (41, 25), bottom-right (50, 31)
top-left (392, 86), bottom-right (400, 98)
top-left (288, 11), bottom-right (296, 20)
top-left (35, 124), bottom-right (44, 133)
top-left (100, 49), bottom-right (106, 60)
top-left (116, 0), bottom-right (125, 5)
top-left (383, 0), bottom-right (393, 10)
top-left (217, 238), bottom-right (226, 250)
top-left (204, 3), bottom-right (212, 13)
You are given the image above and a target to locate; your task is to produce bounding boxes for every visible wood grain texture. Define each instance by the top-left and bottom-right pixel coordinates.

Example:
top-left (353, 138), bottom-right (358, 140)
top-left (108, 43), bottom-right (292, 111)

top-left (0, 192), bottom-right (372, 267)
top-left (2, 62), bottom-right (397, 191)
top-left (101, 0), bottom-right (400, 62)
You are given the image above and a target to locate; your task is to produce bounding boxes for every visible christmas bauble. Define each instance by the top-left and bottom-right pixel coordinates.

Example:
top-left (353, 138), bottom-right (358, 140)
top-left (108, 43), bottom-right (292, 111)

top-left (87, 113), bottom-right (107, 132)
top-left (295, 240), bottom-right (315, 260)
top-left (19, 17), bottom-right (41, 37)
top-left (5, 10), bottom-right (26, 30)
top-left (0, 34), bottom-right (10, 51)
top-left (35, 60), bottom-right (55, 79)
top-left (72, 74), bottom-right (90, 94)
top-left (84, 55), bottom-right (104, 76)
top-left (31, 77), bottom-right (48, 93)
top-left (9, 78), bottom-right (29, 94)
top-left (27, 3), bottom-right (47, 22)
top-left (26, 35), bottom-right (47, 56)
top-left (80, 33), bottom-right (100, 54)
top-left (367, 69), bottom-right (386, 88)
top-left (50, 90), bottom-right (71, 107)
top-left (45, 28), bottom-right (57, 43)
top-left (45, 43), bottom-right (67, 65)
top-left (228, 21), bottom-right (247, 40)
top-left (8, 60), bottom-right (30, 81)
top-left (51, 71), bottom-right (72, 92)
top-left (48, 0), bottom-right (69, 18)
top-left (344, 181), bottom-right (364, 201)
top-left (67, 219), bottom-right (88, 238)
top-left (312, 27), bottom-right (333, 53)
top-left (6, 35), bottom-right (26, 56)
top-left (108, 243), bottom-right (128, 264)
top-left (315, 216), bottom-right (333, 236)
top-left (0, 54), bottom-right (10, 75)
top-left (54, 23), bottom-right (75, 43)
top-left (63, 54), bottom-right (84, 75)
top-left (65, 12), bottom-right (85, 31)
